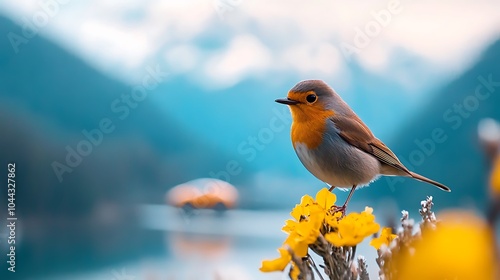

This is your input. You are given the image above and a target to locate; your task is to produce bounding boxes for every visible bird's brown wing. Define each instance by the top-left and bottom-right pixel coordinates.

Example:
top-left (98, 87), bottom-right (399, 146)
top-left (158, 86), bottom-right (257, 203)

top-left (330, 115), bottom-right (411, 175)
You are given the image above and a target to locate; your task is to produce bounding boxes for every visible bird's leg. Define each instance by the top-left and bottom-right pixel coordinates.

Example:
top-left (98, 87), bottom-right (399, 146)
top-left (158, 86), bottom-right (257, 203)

top-left (343, 185), bottom-right (357, 208)
top-left (333, 185), bottom-right (357, 215)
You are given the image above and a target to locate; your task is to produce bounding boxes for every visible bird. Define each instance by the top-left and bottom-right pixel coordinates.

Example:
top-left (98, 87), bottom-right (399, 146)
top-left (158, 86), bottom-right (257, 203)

top-left (275, 80), bottom-right (450, 211)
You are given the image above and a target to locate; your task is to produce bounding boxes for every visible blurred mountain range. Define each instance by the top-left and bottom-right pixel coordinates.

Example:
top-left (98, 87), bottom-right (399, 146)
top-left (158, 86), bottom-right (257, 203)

top-left (1, 10), bottom-right (499, 212)
top-left (369, 39), bottom-right (500, 211)
top-left (1, 12), bottom-right (499, 212)
top-left (0, 14), bottom-right (254, 205)
top-left (0, 15), bottom-right (252, 277)
top-left (0, 13), bottom-right (433, 212)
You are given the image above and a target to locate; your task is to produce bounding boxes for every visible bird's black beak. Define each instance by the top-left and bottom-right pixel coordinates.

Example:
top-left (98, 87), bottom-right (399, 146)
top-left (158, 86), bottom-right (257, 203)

top-left (275, 98), bottom-right (299, 105)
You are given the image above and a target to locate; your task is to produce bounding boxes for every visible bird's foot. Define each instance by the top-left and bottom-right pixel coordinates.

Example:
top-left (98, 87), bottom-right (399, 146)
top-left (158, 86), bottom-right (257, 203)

top-left (332, 204), bottom-right (347, 216)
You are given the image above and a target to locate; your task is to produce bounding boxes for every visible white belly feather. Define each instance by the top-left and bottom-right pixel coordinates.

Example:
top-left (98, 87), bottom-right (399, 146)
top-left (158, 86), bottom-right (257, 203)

top-left (294, 138), bottom-right (381, 188)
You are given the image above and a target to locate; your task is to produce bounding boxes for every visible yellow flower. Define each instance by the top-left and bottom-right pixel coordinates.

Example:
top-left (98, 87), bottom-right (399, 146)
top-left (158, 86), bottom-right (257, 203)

top-left (325, 207), bottom-right (380, 247)
top-left (284, 213), bottom-right (322, 258)
top-left (262, 188), bottom-right (362, 276)
top-left (295, 218), bottom-right (321, 244)
top-left (325, 211), bottom-right (343, 227)
top-left (307, 204), bottom-right (326, 228)
top-left (260, 248), bottom-right (291, 272)
top-left (282, 219), bottom-right (298, 234)
top-left (290, 194), bottom-right (314, 221)
top-left (315, 188), bottom-right (337, 210)
top-left (290, 205), bottom-right (308, 222)
top-left (284, 232), bottom-right (309, 257)
top-left (290, 264), bottom-right (301, 280)
top-left (300, 194), bottom-right (315, 206)
top-left (370, 227), bottom-right (397, 250)
top-left (395, 211), bottom-right (497, 280)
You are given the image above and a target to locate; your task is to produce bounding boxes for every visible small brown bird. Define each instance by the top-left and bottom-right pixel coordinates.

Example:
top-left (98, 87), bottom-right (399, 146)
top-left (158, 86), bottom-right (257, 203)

top-left (276, 80), bottom-right (450, 210)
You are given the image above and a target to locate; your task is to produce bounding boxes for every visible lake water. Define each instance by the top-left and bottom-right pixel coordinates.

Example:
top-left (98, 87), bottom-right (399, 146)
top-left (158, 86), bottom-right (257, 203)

top-left (25, 205), bottom-right (379, 280)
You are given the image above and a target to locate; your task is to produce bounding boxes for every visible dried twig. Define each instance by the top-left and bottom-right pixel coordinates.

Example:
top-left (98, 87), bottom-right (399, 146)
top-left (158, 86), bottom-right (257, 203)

top-left (357, 256), bottom-right (370, 280)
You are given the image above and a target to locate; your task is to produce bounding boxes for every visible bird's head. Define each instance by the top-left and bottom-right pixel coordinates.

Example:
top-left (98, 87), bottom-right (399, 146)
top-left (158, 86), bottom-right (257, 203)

top-left (276, 79), bottom-right (346, 123)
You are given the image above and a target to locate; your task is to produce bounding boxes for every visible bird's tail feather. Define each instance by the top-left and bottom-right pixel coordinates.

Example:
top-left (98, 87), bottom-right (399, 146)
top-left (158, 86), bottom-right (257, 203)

top-left (409, 171), bottom-right (451, 192)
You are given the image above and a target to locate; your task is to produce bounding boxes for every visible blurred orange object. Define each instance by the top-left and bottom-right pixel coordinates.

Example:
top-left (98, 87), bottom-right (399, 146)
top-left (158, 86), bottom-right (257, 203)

top-left (477, 118), bottom-right (500, 221)
top-left (490, 155), bottom-right (500, 196)
top-left (395, 211), bottom-right (497, 280)
top-left (166, 178), bottom-right (238, 210)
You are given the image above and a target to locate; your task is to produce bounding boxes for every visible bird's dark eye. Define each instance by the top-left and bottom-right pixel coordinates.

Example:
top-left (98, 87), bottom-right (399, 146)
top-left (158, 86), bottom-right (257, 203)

top-left (306, 94), bottom-right (317, 103)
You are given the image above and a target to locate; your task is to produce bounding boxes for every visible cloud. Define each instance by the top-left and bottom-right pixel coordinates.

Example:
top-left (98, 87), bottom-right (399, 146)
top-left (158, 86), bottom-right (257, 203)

top-left (79, 19), bottom-right (156, 70)
top-left (0, 0), bottom-right (215, 81)
top-left (355, 43), bottom-right (390, 73)
top-left (283, 43), bottom-right (344, 80)
top-left (203, 34), bottom-right (272, 88)
top-left (382, 1), bottom-right (500, 71)
top-left (1, 0), bottom-right (499, 88)
top-left (164, 44), bottom-right (202, 74)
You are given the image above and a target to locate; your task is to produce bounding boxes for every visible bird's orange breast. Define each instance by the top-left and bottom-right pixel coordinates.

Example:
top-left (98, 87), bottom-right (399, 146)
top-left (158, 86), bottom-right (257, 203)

top-left (290, 106), bottom-right (335, 150)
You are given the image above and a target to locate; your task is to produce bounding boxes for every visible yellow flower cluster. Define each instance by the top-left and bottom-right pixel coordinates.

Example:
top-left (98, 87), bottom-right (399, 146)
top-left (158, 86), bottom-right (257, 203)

top-left (260, 188), bottom-right (388, 276)
top-left (370, 227), bottom-right (398, 250)
top-left (325, 206), bottom-right (380, 247)
top-left (396, 211), bottom-right (497, 279)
